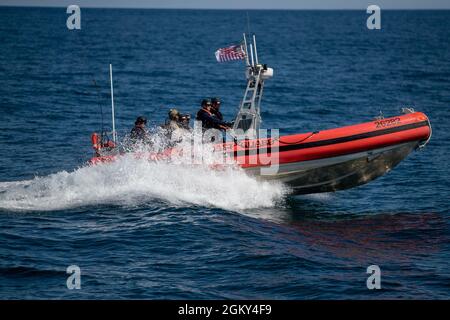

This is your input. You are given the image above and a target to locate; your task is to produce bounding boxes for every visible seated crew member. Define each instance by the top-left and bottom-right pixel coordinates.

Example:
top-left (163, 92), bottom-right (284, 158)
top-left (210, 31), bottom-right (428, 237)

top-left (130, 116), bottom-right (151, 144)
top-left (196, 99), bottom-right (231, 132)
top-left (164, 109), bottom-right (191, 144)
top-left (166, 109), bottom-right (182, 131)
top-left (179, 113), bottom-right (191, 130)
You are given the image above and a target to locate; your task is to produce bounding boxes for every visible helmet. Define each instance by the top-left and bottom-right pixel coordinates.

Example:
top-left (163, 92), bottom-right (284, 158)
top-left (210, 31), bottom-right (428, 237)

top-left (201, 98), bottom-right (212, 107)
top-left (135, 116), bottom-right (147, 125)
top-left (211, 97), bottom-right (221, 104)
top-left (211, 97), bottom-right (221, 109)
top-left (179, 114), bottom-right (191, 129)
top-left (168, 108), bottom-right (180, 120)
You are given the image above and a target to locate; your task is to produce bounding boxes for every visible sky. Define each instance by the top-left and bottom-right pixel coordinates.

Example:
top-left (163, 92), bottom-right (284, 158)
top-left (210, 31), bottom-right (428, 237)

top-left (0, 0), bottom-right (449, 9)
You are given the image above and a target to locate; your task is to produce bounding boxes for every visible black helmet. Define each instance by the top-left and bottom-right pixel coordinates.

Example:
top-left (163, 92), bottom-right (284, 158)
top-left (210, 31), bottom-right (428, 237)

top-left (201, 98), bottom-right (212, 107)
top-left (211, 97), bottom-right (221, 109)
top-left (135, 116), bottom-right (147, 125)
top-left (211, 97), bottom-right (221, 104)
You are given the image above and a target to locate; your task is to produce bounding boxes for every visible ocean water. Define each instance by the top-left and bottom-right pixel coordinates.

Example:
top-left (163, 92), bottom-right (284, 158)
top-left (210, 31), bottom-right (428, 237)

top-left (0, 8), bottom-right (449, 299)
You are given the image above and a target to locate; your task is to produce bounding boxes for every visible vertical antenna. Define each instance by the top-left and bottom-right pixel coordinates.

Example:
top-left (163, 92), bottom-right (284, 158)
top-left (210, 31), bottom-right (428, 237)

top-left (243, 33), bottom-right (250, 66)
top-left (109, 63), bottom-right (116, 143)
top-left (252, 34), bottom-right (258, 65)
top-left (249, 44), bottom-right (255, 67)
top-left (246, 12), bottom-right (251, 37)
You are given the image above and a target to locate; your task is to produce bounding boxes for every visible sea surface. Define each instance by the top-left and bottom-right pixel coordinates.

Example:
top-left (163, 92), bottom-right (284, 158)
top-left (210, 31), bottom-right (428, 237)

top-left (0, 8), bottom-right (449, 299)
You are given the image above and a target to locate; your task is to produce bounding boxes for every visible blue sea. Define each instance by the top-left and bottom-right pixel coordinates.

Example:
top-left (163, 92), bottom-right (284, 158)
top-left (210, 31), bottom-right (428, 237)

top-left (0, 8), bottom-right (449, 299)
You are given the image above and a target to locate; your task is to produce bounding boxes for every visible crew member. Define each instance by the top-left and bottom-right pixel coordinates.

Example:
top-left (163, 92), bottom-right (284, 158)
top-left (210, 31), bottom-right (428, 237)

top-left (164, 108), bottom-right (191, 144)
top-left (211, 97), bottom-right (223, 121)
top-left (179, 113), bottom-right (191, 130)
top-left (196, 99), bottom-right (231, 131)
top-left (130, 116), bottom-right (151, 144)
top-left (166, 109), bottom-right (182, 131)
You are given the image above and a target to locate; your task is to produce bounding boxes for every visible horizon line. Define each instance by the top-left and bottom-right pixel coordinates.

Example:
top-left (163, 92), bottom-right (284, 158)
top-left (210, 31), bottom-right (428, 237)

top-left (1, 5), bottom-right (450, 10)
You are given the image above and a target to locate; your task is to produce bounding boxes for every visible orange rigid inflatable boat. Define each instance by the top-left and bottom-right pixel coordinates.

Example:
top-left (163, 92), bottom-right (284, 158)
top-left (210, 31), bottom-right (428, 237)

top-left (90, 111), bottom-right (431, 195)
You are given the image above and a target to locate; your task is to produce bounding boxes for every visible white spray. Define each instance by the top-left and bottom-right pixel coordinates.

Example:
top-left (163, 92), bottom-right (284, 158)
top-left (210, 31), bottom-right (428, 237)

top-left (0, 153), bottom-right (288, 212)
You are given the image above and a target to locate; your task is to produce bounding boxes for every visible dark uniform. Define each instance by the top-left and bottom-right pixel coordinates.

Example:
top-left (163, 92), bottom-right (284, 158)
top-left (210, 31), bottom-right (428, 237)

top-left (196, 99), bottom-right (230, 131)
top-left (130, 126), bottom-right (148, 141)
top-left (211, 97), bottom-right (224, 121)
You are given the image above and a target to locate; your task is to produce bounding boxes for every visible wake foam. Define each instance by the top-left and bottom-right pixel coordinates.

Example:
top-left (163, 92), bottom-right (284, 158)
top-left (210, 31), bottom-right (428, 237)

top-left (0, 155), bottom-right (288, 212)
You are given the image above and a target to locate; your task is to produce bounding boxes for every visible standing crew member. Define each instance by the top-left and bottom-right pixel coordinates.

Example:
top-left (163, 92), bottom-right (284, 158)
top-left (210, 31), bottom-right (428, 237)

top-left (196, 99), bottom-right (231, 131)
top-left (211, 97), bottom-right (224, 121)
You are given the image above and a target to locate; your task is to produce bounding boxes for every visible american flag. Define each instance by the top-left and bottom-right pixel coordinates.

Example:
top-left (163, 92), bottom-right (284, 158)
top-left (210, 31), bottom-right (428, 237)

top-left (215, 44), bottom-right (246, 63)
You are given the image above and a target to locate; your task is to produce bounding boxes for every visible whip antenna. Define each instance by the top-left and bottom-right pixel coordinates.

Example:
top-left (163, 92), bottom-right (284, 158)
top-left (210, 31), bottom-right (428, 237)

top-left (246, 12), bottom-right (251, 37)
top-left (109, 64), bottom-right (117, 143)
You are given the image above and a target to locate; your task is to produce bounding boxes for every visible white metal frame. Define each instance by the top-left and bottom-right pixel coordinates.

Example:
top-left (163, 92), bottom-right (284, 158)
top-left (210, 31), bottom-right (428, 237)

top-left (232, 34), bottom-right (271, 139)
